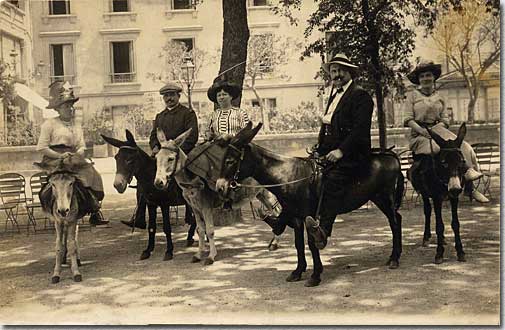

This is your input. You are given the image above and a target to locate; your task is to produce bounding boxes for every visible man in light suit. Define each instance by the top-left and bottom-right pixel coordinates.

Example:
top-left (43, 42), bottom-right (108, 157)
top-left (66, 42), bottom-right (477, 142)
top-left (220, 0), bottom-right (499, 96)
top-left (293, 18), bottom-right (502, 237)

top-left (306, 54), bottom-right (374, 249)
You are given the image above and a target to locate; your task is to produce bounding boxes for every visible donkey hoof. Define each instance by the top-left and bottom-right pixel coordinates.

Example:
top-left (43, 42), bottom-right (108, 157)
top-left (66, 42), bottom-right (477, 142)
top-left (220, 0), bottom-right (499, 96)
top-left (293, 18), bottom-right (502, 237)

top-left (203, 258), bottom-right (214, 265)
top-left (77, 259), bottom-right (82, 267)
top-left (163, 252), bottom-right (173, 261)
top-left (191, 256), bottom-right (201, 263)
top-left (422, 240), bottom-right (430, 247)
top-left (140, 251), bottom-right (151, 260)
top-left (457, 254), bottom-right (466, 262)
top-left (286, 272), bottom-right (302, 282)
top-left (268, 243), bottom-right (279, 251)
top-left (51, 276), bottom-right (60, 284)
top-left (186, 239), bottom-right (195, 247)
top-left (434, 256), bottom-right (444, 264)
top-left (388, 260), bottom-right (399, 269)
top-left (73, 274), bottom-right (82, 282)
top-left (304, 277), bottom-right (321, 287)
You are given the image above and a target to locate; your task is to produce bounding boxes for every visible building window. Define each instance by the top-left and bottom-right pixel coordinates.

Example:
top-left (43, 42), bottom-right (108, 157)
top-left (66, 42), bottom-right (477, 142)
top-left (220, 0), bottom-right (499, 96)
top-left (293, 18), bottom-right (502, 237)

top-left (110, 41), bottom-right (135, 83)
top-left (111, 0), bottom-right (129, 12)
top-left (173, 0), bottom-right (192, 10)
top-left (7, 0), bottom-right (19, 8)
top-left (49, 0), bottom-right (70, 15)
top-left (172, 38), bottom-right (194, 52)
top-left (252, 98), bottom-right (276, 110)
top-left (250, 34), bottom-right (273, 73)
top-left (249, 0), bottom-right (269, 6)
top-left (487, 98), bottom-right (499, 121)
top-left (50, 44), bottom-right (75, 84)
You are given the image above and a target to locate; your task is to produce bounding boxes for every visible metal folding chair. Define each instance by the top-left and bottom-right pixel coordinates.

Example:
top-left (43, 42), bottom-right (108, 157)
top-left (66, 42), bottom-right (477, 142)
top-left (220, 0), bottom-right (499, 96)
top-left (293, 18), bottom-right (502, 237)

top-left (26, 172), bottom-right (51, 231)
top-left (471, 142), bottom-right (500, 200)
top-left (0, 173), bottom-right (35, 233)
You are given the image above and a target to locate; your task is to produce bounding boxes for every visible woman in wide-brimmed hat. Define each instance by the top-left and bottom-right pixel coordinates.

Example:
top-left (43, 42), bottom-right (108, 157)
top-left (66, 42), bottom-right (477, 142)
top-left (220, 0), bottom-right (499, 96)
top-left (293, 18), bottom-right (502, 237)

top-left (36, 81), bottom-right (109, 224)
top-left (402, 60), bottom-right (489, 203)
top-left (203, 79), bottom-right (284, 249)
top-left (205, 80), bottom-right (249, 139)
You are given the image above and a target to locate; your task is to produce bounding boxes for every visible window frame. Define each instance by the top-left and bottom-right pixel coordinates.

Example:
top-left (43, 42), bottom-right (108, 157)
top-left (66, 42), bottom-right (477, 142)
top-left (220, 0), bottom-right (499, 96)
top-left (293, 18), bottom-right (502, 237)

top-left (49, 43), bottom-right (76, 85)
top-left (110, 0), bottom-right (130, 12)
top-left (109, 40), bottom-right (136, 83)
top-left (48, 0), bottom-right (71, 15)
top-left (172, 0), bottom-right (193, 10)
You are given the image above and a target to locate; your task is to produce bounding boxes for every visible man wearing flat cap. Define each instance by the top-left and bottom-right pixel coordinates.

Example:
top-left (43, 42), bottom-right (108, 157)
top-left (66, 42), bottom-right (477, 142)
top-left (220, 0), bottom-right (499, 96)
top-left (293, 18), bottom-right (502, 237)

top-left (122, 82), bottom-right (198, 231)
top-left (305, 53), bottom-right (374, 250)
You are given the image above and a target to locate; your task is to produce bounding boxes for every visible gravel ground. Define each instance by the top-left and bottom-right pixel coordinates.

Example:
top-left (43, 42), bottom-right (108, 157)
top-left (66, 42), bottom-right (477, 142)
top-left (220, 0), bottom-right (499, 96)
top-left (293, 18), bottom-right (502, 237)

top-left (0, 192), bottom-right (500, 326)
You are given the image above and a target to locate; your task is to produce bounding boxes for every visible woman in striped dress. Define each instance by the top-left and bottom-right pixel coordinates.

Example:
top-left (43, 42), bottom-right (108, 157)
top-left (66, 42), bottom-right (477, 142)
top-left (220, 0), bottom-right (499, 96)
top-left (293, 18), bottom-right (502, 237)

top-left (205, 80), bottom-right (284, 250)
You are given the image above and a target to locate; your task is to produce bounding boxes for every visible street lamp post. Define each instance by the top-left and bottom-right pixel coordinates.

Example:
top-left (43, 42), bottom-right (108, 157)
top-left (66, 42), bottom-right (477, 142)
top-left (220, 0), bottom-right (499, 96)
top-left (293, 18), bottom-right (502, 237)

top-left (181, 55), bottom-right (195, 109)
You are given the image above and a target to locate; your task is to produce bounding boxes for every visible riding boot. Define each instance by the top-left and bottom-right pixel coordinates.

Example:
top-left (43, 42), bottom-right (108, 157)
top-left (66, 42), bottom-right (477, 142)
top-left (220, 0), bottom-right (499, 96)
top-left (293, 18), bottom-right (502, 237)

top-left (305, 216), bottom-right (329, 249)
top-left (88, 189), bottom-right (109, 226)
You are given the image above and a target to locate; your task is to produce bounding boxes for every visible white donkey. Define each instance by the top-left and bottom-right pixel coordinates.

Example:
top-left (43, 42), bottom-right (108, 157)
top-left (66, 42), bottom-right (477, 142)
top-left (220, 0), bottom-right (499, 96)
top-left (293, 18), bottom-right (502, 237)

top-left (36, 160), bottom-right (91, 283)
top-left (154, 129), bottom-right (256, 265)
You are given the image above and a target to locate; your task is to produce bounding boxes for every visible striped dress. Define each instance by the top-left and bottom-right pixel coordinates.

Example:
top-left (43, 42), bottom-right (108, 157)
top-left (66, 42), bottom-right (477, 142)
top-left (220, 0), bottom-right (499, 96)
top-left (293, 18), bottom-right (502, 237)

top-left (209, 107), bottom-right (250, 135)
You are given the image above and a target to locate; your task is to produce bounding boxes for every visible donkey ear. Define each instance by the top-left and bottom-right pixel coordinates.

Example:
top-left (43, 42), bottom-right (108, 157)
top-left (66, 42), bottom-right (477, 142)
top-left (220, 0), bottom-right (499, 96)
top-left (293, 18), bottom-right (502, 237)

top-left (427, 128), bottom-right (447, 148)
top-left (454, 122), bottom-right (467, 147)
top-left (233, 122), bottom-right (262, 146)
top-left (125, 129), bottom-right (136, 144)
top-left (156, 128), bottom-right (167, 144)
top-left (101, 134), bottom-right (125, 148)
top-left (174, 128), bottom-right (192, 148)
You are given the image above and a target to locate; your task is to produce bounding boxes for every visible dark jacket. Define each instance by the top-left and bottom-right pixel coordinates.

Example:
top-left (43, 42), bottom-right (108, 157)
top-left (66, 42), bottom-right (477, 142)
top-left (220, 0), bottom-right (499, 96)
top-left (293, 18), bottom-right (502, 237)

top-left (317, 82), bottom-right (373, 167)
top-left (149, 103), bottom-right (199, 154)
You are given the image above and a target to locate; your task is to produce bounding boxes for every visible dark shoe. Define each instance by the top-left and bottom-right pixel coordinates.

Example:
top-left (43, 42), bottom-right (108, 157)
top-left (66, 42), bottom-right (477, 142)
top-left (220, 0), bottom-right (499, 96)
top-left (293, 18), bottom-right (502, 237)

top-left (305, 216), bottom-right (327, 249)
top-left (89, 212), bottom-right (109, 226)
top-left (121, 219), bottom-right (146, 229)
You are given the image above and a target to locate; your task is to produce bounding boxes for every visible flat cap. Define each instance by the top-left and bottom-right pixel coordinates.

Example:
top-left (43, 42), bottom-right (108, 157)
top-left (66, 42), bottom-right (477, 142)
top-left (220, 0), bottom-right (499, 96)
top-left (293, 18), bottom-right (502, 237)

top-left (159, 82), bottom-right (183, 95)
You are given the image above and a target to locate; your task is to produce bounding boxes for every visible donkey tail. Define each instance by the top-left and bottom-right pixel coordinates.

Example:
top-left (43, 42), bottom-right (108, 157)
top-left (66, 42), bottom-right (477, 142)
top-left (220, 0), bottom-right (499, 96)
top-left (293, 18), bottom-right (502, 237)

top-left (394, 171), bottom-right (405, 210)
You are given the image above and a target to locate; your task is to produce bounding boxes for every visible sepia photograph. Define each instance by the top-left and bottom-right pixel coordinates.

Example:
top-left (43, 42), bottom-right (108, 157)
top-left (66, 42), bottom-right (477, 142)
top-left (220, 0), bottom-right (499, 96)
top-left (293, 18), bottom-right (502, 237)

top-left (0, 0), bottom-right (500, 326)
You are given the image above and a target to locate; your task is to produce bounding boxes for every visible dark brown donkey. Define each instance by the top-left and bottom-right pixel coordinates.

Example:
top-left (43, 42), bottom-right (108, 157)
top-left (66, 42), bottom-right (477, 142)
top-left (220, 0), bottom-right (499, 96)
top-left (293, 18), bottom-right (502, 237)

top-left (102, 130), bottom-right (196, 261)
top-left (215, 123), bottom-right (404, 287)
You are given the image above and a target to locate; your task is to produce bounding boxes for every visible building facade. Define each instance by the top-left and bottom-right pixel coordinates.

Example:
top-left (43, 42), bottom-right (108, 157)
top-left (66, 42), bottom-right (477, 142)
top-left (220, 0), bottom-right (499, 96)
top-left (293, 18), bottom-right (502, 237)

top-left (29, 0), bottom-right (323, 143)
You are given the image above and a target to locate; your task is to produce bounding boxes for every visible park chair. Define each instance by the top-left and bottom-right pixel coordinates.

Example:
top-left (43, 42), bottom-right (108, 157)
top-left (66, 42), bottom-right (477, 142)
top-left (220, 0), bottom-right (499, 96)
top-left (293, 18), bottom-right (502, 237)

top-left (471, 142), bottom-right (500, 200)
top-left (26, 172), bottom-right (51, 231)
top-left (397, 149), bottom-right (419, 207)
top-left (0, 173), bottom-right (36, 233)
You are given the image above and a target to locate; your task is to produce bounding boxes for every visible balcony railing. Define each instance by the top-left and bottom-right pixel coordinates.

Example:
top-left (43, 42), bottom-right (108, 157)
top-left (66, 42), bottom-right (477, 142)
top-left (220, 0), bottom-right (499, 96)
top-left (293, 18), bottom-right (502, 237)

top-left (110, 72), bottom-right (136, 83)
top-left (50, 75), bottom-right (75, 84)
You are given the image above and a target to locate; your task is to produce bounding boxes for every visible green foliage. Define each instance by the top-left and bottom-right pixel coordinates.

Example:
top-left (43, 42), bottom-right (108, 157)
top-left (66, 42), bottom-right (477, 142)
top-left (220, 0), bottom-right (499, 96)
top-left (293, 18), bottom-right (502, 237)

top-left (123, 105), bottom-right (152, 140)
top-left (5, 104), bottom-right (40, 146)
top-left (83, 109), bottom-right (113, 145)
top-left (246, 101), bottom-right (320, 133)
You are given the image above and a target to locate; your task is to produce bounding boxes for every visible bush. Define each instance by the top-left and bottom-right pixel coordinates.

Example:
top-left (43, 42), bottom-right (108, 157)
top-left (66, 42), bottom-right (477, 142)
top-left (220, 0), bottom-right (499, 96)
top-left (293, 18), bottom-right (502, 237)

top-left (83, 109), bottom-right (113, 145)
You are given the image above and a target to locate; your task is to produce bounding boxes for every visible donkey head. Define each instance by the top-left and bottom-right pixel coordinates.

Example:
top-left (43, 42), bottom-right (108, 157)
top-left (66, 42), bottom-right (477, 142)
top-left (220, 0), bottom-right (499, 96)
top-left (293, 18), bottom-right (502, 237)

top-left (428, 122), bottom-right (467, 198)
top-left (102, 130), bottom-right (142, 193)
top-left (154, 128), bottom-right (192, 190)
top-left (48, 172), bottom-right (76, 218)
top-left (216, 121), bottom-right (262, 199)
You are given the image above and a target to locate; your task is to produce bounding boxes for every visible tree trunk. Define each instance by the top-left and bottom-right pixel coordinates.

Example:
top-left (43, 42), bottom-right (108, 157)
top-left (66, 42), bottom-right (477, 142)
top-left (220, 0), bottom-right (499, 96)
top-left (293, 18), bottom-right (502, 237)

top-left (466, 81), bottom-right (480, 124)
top-left (362, 0), bottom-right (386, 151)
top-left (251, 86), bottom-right (270, 131)
top-left (218, 0), bottom-right (250, 107)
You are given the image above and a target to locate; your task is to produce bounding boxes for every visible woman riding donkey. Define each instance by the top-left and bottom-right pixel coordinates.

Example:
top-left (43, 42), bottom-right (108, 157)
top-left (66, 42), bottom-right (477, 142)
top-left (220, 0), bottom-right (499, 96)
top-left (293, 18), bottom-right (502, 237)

top-left (204, 79), bottom-right (284, 249)
top-left (403, 60), bottom-right (488, 203)
top-left (37, 81), bottom-right (109, 226)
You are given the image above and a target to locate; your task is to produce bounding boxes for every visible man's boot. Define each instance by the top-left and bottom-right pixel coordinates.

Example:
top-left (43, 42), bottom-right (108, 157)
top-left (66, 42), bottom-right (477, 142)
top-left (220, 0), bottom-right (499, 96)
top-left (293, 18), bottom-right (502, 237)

top-left (121, 192), bottom-right (147, 229)
top-left (89, 211), bottom-right (109, 226)
top-left (305, 216), bottom-right (328, 249)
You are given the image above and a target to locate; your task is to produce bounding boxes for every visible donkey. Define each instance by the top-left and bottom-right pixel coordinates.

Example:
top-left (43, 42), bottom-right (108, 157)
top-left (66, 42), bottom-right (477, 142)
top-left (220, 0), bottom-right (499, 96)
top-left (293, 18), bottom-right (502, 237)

top-left (35, 159), bottom-right (92, 283)
top-left (102, 130), bottom-right (196, 261)
top-left (153, 128), bottom-right (224, 265)
top-left (215, 122), bottom-right (404, 287)
top-left (410, 123), bottom-right (469, 264)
